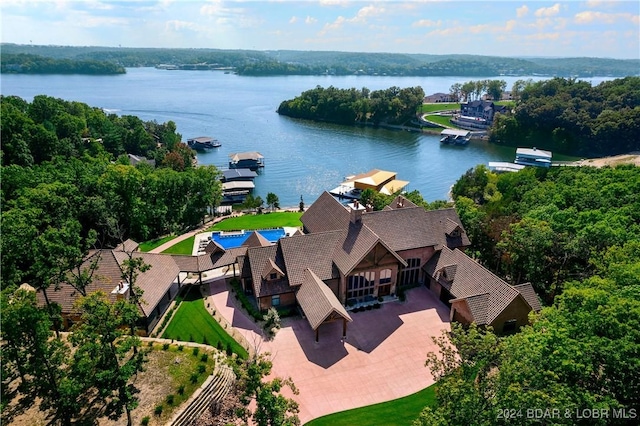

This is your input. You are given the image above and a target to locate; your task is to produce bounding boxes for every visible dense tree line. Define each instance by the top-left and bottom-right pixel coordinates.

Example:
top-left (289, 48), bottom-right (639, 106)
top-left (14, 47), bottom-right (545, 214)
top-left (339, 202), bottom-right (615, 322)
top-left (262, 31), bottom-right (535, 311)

top-left (277, 85), bottom-right (424, 126)
top-left (414, 164), bottom-right (640, 425)
top-left (1, 95), bottom-right (222, 292)
top-left (4, 44), bottom-right (638, 77)
top-left (490, 77), bottom-right (640, 156)
top-left (451, 165), bottom-right (640, 304)
top-left (1, 53), bottom-right (125, 75)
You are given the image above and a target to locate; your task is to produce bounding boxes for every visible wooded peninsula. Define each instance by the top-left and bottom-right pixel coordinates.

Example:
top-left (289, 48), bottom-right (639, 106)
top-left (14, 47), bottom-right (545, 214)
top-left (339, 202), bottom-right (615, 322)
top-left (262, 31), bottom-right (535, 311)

top-left (278, 77), bottom-right (640, 157)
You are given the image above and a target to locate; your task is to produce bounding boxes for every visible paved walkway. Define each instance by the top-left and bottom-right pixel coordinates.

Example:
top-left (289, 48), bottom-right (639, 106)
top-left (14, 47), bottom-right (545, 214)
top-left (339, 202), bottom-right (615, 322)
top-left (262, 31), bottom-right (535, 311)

top-left (206, 280), bottom-right (450, 424)
top-left (149, 215), bottom-right (235, 253)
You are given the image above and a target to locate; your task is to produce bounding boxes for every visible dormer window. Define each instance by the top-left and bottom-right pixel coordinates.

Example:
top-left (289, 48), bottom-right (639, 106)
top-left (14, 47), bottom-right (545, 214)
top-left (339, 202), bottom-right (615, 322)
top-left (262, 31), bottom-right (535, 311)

top-left (270, 273), bottom-right (278, 280)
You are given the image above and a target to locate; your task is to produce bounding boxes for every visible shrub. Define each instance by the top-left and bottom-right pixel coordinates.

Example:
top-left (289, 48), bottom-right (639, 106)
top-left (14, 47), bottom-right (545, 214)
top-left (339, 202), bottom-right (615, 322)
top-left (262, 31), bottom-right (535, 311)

top-left (154, 405), bottom-right (163, 416)
top-left (202, 335), bottom-right (209, 345)
top-left (200, 353), bottom-right (209, 363)
top-left (190, 373), bottom-right (199, 384)
top-left (141, 416), bottom-right (150, 425)
top-left (162, 343), bottom-right (170, 350)
top-left (378, 296), bottom-right (383, 302)
top-left (217, 341), bottom-right (223, 351)
top-left (365, 305), bottom-right (372, 310)
top-left (373, 303), bottom-right (381, 309)
top-left (192, 347), bottom-right (200, 357)
top-left (226, 342), bottom-right (232, 356)
top-left (166, 394), bottom-right (175, 405)
top-left (178, 345), bottom-right (184, 351)
top-left (263, 307), bottom-right (281, 336)
top-left (177, 385), bottom-right (185, 395)
top-left (189, 334), bottom-right (194, 342)
top-left (147, 341), bottom-right (154, 347)
top-left (197, 364), bottom-right (206, 374)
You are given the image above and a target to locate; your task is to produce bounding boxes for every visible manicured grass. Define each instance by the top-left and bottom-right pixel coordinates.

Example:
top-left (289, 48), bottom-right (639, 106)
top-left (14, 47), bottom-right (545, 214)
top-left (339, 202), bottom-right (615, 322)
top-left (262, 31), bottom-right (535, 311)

top-left (138, 235), bottom-right (177, 252)
top-left (161, 236), bottom-right (195, 255)
top-left (420, 103), bottom-right (460, 113)
top-left (304, 384), bottom-right (437, 426)
top-left (209, 211), bottom-right (303, 231)
top-left (162, 288), bottom-right (248, 359)
top-left (422, 114), bottom-right (452, 128)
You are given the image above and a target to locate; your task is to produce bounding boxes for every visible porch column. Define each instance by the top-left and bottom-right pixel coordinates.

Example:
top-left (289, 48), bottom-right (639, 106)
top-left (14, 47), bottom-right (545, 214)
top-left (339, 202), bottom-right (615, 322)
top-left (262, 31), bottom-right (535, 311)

top-left (342, 318), bottom-right (347, 339)
top-left (315, 327), bottom-right (319, 343)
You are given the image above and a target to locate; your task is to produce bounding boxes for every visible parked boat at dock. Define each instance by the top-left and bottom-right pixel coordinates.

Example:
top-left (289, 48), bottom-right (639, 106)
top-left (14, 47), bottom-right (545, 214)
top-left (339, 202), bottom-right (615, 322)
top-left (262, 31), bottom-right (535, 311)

top-left (187, 136), bottom-right (221, 151)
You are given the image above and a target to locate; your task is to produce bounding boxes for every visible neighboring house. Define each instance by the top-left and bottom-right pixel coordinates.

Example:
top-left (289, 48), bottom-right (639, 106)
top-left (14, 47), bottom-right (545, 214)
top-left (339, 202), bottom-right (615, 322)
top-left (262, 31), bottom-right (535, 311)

top-left (128, 153), bottom-right (156, 167)
top-left (459, 100), bottom-right (507, 126)
top-left (424, 92), bottom-right (455, 103)
top-left (37, 240), bottom-right (242, 334)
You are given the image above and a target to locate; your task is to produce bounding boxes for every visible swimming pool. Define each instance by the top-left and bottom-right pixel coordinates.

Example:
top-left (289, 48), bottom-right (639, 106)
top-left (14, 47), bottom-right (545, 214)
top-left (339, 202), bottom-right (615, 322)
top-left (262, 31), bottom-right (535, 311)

top-left (212, 228), bottom-right (286, 249)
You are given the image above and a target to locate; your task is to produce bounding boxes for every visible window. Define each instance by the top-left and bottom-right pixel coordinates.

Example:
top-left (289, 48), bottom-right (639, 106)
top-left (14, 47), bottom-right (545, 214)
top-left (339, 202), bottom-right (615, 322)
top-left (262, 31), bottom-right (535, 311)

top-left (380, 269), bottom-right (392, 284)
top-left (502, 319), bottom-right (517, 333)
top-left (399, 258), bottom-right (422, 286)
top-left (347, 271), bottom-right (375, 300)
top-left (269, 272), bottom-right (278, 280)
top-left (272, 295), bottom-right (280, 307)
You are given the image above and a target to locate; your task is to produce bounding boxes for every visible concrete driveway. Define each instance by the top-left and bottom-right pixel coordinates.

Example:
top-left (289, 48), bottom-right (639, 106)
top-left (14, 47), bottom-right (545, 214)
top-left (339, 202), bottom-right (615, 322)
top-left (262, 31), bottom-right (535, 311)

top-left (207, 281), bottom-right (450, 424)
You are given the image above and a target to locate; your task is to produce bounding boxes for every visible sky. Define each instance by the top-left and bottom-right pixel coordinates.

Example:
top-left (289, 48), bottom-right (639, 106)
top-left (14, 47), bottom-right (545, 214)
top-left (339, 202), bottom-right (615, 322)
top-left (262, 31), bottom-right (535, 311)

top-left (1, 1), bottom-right (639, 59)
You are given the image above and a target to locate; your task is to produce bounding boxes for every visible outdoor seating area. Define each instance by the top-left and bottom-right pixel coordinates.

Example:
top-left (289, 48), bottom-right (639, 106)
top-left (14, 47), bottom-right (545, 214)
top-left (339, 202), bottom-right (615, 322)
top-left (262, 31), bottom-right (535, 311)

top-left (346, 294), bottom-right (398, 311)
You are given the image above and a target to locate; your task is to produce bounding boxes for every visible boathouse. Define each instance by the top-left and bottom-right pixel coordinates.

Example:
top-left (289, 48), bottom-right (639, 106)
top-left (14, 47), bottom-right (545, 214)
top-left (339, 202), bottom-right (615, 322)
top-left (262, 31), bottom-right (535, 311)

top-left (229, 152), bottom-right (264, 170)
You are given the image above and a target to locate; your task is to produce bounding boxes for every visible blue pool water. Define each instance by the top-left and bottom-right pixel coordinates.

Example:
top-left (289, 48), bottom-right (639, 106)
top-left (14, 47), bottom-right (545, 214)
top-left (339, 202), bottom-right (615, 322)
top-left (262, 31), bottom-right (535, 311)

top-left (212, 228), bottom-right (286, 249)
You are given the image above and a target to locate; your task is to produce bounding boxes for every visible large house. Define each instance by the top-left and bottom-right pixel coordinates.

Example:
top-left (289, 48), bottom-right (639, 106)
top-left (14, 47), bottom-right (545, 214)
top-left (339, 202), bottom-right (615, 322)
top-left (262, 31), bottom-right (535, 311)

top-left (238, 192), bottom-right (540, 337)
top-left (39, 192), bottom-right (540, 339)
top-left (454, 100), bottom-right (508, 130)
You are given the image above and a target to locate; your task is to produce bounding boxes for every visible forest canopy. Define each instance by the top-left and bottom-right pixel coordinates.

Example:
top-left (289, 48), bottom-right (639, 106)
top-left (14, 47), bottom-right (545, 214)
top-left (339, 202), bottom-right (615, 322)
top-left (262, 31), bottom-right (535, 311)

top-left (418, 163), bottom-right (640, 425)
top-left (1, 95), bottom-right (222, 291)
top-left (490, 76), bottom-right (640, 156)
top-left (1, 53), bottom-right (125, 75)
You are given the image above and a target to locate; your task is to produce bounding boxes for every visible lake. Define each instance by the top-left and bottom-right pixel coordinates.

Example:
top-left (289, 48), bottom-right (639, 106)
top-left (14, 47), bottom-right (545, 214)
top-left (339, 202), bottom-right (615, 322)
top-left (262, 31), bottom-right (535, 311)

top-left (1, 69), bottom-right (607, 207)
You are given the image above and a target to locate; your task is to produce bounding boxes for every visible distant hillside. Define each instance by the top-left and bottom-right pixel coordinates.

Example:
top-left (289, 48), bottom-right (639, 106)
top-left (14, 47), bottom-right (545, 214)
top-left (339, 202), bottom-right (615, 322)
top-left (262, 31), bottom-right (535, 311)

top-left (2, 44), bottom-right (638, 77)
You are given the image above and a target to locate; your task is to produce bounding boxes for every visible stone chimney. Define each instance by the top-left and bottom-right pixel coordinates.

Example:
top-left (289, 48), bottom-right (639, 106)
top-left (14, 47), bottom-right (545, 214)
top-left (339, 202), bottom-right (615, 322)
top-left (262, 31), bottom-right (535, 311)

top-left (349, 199), bottom-right (366, 224)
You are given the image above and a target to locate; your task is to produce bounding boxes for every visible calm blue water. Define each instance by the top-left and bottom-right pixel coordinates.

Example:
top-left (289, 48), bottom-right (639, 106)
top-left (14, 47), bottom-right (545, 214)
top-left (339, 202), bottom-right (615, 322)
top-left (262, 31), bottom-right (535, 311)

top-left (213, 228), bottom-right (285, 249)
top-left (1, 69), bottom-right (609, 207)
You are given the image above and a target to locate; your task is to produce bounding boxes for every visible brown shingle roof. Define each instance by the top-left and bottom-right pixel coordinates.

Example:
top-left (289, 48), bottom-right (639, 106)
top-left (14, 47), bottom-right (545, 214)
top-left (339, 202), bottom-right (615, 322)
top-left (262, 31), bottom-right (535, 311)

top-left (425, 247), bottom-right (523, 325)
top-left (301, 191), bottom-right (350, 233)
top-left (246, 245), bottom-right (290, 297)
top-left (297, 269), bottom-right (352, 330)
top-left (242, 231), bottom-right (272, 248)
top-left (361, 207), bottom-right (439, 252)
top-left (113, 251), bottom-right (180, 317)
top-left (279, 231), bottom-right (343, 286)
top-left (386, 195), bottom-right (419, 210)
top-left (513, 283), bottom-right (542, 312)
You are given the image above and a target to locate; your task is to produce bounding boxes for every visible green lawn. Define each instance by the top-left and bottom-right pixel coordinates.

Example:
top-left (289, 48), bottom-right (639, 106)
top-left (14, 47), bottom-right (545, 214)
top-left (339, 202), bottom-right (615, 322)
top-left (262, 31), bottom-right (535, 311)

top-left (420, 103), bottom-right (460, 113)
top-left (209, 211), bottom-right (303, 231)
top-left (161, 236), bottom-right (195, 255)
top-left (422, 115), bottom-right (452, 128)
top-left (162, 288), bottom-right (248, 359)
top-left (138, 235), bottom-right (177, 252)
top-left (305, 385), bottom-right (435, 426)
top-left (305, 384), bottom-right (436, 426)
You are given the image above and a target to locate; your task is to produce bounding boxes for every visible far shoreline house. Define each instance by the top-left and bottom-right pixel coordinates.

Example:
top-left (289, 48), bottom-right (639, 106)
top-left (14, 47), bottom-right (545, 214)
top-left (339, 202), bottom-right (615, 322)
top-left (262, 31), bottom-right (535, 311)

top-left (452, 100), bottom-right (507, 131)
top-left (39, 193), bottom-right (540, 340)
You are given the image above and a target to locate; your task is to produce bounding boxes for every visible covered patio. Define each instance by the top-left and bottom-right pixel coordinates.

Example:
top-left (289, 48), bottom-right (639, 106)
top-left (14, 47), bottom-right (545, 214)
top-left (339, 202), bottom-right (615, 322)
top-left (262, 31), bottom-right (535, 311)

top-left (297, 269), bottom-right (353, 342)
